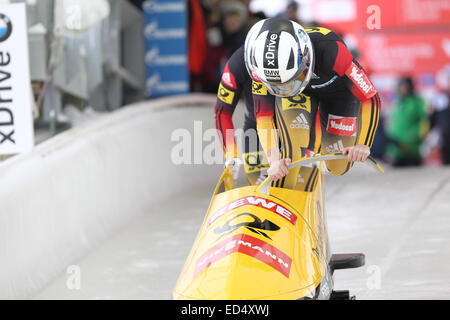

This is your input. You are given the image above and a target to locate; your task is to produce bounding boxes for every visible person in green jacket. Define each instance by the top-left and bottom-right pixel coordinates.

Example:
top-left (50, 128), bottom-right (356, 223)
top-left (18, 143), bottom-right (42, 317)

top-left (386, 77), bottom-right (429, 166)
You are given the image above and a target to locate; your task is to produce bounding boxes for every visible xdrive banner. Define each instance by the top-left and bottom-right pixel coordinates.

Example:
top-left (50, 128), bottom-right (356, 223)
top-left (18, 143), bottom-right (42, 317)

top-left (0, 3), bottom-right (34, 156)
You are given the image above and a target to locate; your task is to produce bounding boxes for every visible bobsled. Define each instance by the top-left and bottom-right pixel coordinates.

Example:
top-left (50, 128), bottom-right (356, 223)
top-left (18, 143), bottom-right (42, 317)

top-left (173, 153), bottom-right (383, 300)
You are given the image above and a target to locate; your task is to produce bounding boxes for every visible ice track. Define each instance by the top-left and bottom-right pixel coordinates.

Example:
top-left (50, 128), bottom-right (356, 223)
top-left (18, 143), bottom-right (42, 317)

top-left (35, 165), bottom-right (450, 300)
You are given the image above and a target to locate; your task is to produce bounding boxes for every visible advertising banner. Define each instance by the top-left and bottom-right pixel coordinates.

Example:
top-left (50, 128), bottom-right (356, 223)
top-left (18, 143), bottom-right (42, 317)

top-left (143, 0), bottom-right (189, 98)
top-left (356, 0), bottom-right (450, 30)
top-left (311, 0), bottom-right (358, 35)
top-left (310, 0), bottom-right (450, 93)
top-left (0, 3), bottom-right (34, 156)
top-left (360, 32), bottom-right (450, 76)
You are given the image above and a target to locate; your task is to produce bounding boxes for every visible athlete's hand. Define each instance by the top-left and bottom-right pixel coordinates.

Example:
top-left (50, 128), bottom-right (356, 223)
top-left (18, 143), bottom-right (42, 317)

top-left (342, 144), bottom-right (370, 162)
top-left (268, 158), bottom-right (291, 181)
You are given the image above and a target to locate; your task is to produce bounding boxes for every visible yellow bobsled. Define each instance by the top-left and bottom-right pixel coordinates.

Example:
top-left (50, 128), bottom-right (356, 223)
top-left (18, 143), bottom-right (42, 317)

top-left (173, 153), bottom-right (383, 300)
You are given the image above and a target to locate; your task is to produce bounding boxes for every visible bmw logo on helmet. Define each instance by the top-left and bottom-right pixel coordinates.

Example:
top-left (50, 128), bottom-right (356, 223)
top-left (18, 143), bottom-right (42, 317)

top-left (0, 13), bottom-right (12, 43)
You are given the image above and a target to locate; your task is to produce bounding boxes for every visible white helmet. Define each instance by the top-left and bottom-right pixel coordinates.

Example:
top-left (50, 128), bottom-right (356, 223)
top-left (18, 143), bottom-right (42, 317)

top-left (244, 18), bottom-right (314, 97)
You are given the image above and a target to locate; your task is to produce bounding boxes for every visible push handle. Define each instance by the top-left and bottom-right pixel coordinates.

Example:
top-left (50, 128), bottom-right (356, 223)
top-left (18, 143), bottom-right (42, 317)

top-left (256, 153), bottom-right (384, 195)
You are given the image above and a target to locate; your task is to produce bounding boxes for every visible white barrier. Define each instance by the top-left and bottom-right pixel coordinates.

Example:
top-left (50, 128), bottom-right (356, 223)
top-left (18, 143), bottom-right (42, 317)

top-left (0, 94), bottom-right (222, 299)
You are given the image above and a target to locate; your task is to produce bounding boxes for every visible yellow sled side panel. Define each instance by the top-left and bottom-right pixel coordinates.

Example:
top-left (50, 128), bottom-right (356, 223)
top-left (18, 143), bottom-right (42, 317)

top-left (173, 173), bottom-right (328, 300)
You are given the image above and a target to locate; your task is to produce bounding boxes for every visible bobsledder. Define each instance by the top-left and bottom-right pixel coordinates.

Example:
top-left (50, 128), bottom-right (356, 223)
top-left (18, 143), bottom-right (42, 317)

top-left (173, 153), bottom-right (384, 300)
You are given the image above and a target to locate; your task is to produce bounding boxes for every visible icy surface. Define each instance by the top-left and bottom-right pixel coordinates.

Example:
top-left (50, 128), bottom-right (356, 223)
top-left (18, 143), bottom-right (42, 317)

top-left (34, 164), bottom-right (450, 300)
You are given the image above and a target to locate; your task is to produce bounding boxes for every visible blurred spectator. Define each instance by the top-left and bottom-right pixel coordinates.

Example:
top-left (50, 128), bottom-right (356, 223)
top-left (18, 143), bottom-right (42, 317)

top-left (430, 88), bottom-right (450, 164)
top-left (188, 0), bottom-right (207, 92)
top-left (239, 0), bottom-right (266, 27)
top-left (251, 11), bottom-right (267, 22)
top-left (276, 1), bottom-right (317, 28)
top-left (221, 1), bottom-right (249, 50)
top-left (201, 0), bottom-right (221, 28)
top-left (385, 77), bottom-right (429, 167)
top-left (277, 1), bottom-right (309, 26)
top-left (201, 0), bottom-right (250, 93)
top-left (285, 1), bottom-right (301, 24)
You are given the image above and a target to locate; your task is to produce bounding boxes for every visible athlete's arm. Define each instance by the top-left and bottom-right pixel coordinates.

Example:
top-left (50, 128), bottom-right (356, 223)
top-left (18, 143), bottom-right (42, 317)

top-left (327, 40), bottom-right (381, 162)
top-left (343, 60), bottom-right (380, 153)
top-left (214, 62), bottom-right (241, 160)
top-left (252, 80), bottom-right (290, 181)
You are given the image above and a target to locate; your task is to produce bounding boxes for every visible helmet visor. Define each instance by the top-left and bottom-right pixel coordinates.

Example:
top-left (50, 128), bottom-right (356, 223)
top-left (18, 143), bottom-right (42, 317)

top-left (263, 68), bottom-right (309, 98)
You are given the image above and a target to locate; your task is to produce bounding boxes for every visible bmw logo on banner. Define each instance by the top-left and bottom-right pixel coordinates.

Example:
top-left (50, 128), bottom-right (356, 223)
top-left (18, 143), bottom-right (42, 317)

top-left (0, 13), bottom-right (12, 42)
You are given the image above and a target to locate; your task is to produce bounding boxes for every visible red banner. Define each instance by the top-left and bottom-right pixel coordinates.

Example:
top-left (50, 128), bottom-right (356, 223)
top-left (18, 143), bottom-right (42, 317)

top-left (357, 0), bottom-right (450, 30)
top-left (359, 32), bottom-right (450, 76)
top-left (311, 0), bottom-right (358, 35)
top-left (309, 0), bottom-right (450, 92)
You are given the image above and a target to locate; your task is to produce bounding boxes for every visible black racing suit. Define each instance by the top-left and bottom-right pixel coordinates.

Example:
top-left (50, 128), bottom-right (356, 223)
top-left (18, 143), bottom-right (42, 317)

top-left (253, 27), bottom-right (381, 190)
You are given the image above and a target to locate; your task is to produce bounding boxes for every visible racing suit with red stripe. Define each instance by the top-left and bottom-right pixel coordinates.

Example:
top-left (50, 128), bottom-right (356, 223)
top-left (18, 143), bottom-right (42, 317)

top-left (253, 27), bottom-right (381, 190)
top-left (214, 46), bottom-right (269, 185)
